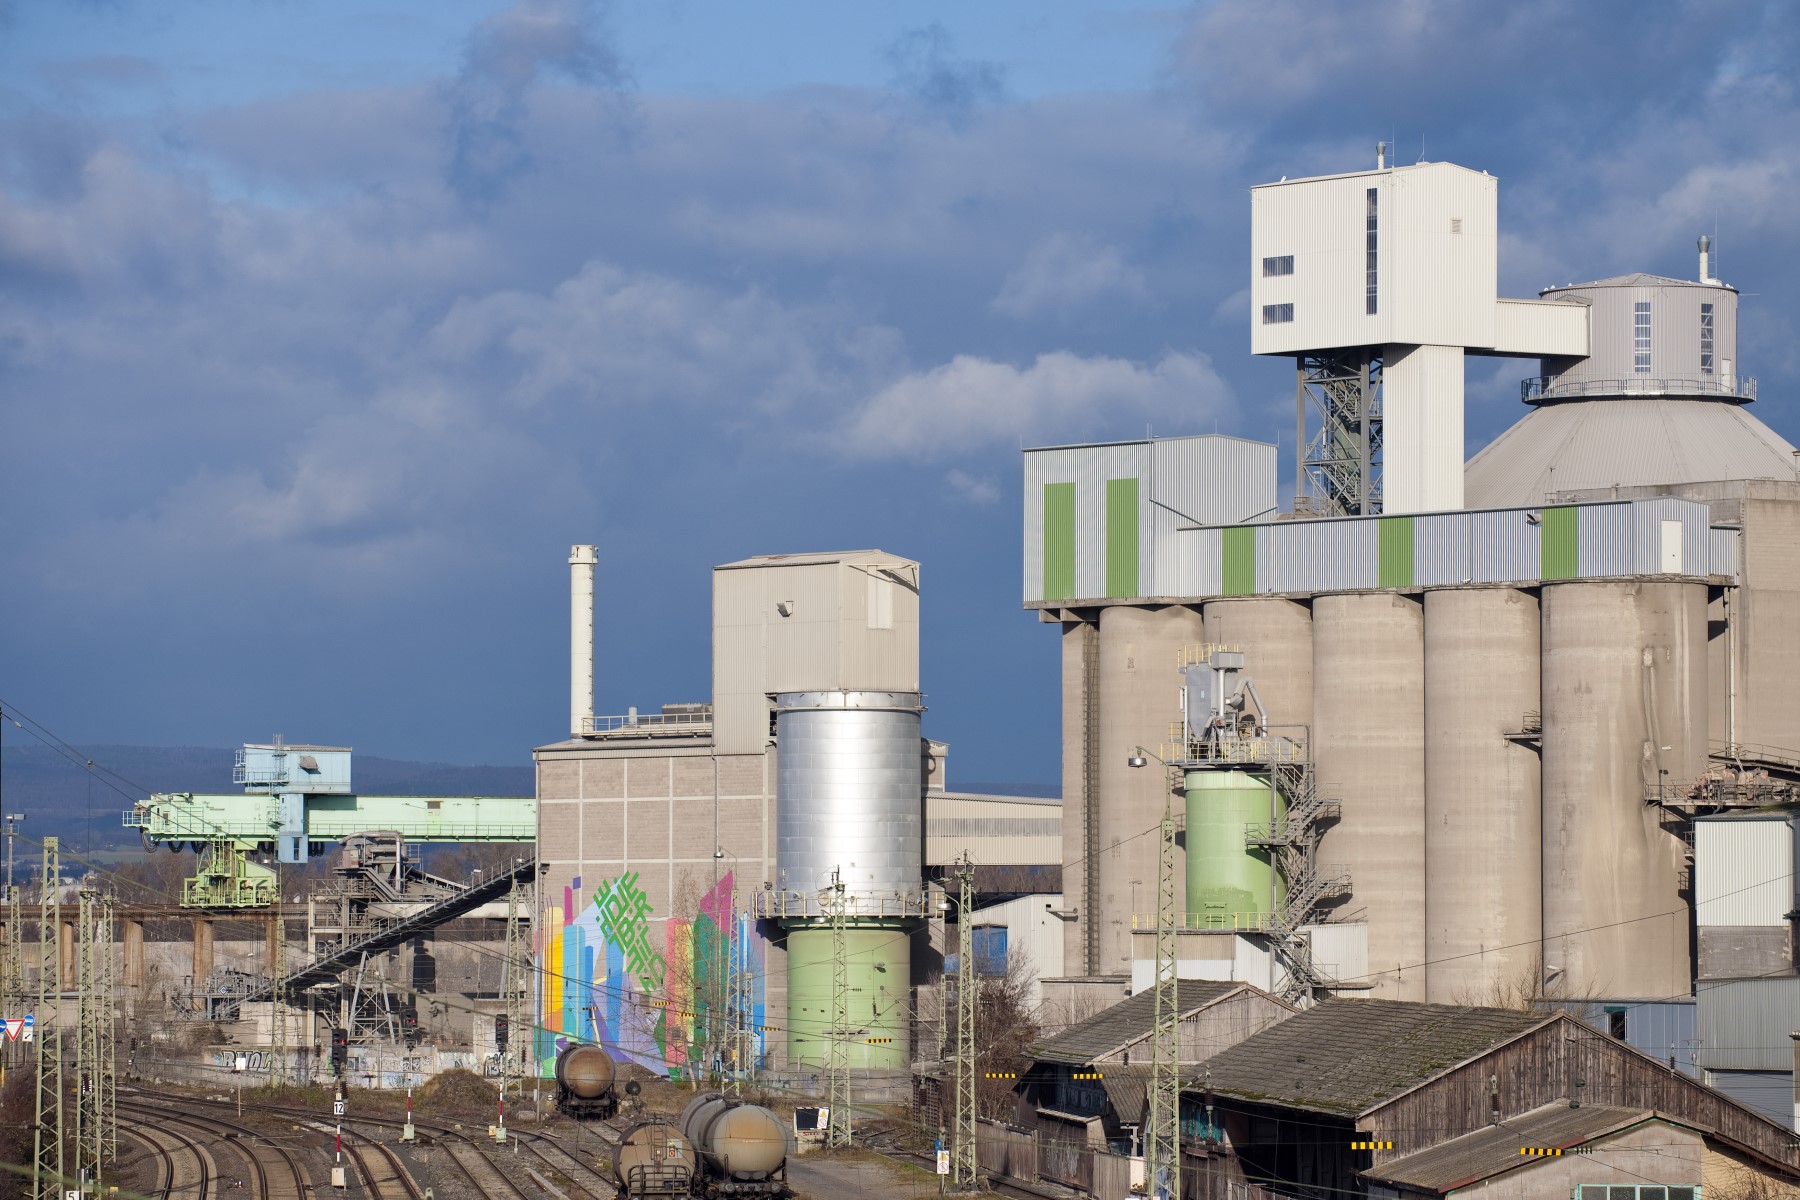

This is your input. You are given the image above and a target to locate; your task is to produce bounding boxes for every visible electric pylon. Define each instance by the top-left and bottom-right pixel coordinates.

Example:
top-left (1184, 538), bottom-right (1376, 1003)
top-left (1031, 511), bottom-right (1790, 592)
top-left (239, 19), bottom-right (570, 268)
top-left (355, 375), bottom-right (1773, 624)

top-left (74, 888), bottom-right (114, 1194)
top-left (269, 870), bottom-right (287, 1088)
top-left (1147, 795), bottom-right (1181, 1200)
top-left (724, 897), bottom-right (749, 1096)
top-left (503, 873), bottom-right (532, 1090)
top-left (100, 894), bottom-right (116, 1164)
top-left (951, 852), bottom-right (977, 1191)
top-left (824, 868), bottom-right (852, 1149)
top-left (34, 837), bottom-right (63, 1200)
top-left (3, 862), bottom-right (21, 1073)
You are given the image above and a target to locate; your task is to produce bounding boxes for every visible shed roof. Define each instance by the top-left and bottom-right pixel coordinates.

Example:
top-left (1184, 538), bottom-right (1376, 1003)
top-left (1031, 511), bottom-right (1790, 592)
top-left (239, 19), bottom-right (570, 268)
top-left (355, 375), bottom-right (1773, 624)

top-left (1465, 398), bottom-right (1798, 509)
top-left (1031, 980), bottom-right (1257, 1066)
top-left (714, 549), bottom-right (917, 571)
top-left (1362, 1103), bottom-right (1668, 1192)
top-left (1198, 999), bottom-right (1551, 1116)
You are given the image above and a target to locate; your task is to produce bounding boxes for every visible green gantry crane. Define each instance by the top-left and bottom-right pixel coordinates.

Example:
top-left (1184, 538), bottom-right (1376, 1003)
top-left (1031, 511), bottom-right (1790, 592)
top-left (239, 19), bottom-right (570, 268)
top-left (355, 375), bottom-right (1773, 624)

top-left (123, 741), bottom-right (535, 908)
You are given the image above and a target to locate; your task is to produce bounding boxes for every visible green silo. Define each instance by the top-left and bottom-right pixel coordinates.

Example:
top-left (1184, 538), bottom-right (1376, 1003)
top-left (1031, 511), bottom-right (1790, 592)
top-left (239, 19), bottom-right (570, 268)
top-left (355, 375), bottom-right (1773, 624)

top-left (1184, 769), bottom-right (1284, 926)
top-left (784, 924), bottom-right (913, 1071)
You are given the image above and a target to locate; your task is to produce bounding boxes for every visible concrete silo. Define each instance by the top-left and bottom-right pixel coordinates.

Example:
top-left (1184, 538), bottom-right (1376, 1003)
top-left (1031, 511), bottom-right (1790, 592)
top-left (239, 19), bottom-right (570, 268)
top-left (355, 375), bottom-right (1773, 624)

top-left (1314, 592), bottom-right (1427, 1000)
top-left (1540, 581), bottom-right (1704, 1001)
top-left (1097, 604), bottom-right (1205, 972)
top-left (1422, 587), bottom-right (1542, 1004)
top-left (1202, 598), bottom-right (1314, 736)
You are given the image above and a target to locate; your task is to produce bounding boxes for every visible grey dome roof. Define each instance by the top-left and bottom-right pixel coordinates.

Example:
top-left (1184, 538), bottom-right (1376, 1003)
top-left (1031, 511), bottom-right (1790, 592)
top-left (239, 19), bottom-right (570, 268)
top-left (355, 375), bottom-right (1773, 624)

top-left (1465, 397), bottom-right (1798, 509)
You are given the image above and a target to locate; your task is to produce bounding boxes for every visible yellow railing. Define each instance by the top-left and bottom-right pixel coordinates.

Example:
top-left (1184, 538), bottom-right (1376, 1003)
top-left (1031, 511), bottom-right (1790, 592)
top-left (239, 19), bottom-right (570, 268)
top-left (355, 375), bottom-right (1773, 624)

top-left (1175, 643), bottom-right (1242, 669)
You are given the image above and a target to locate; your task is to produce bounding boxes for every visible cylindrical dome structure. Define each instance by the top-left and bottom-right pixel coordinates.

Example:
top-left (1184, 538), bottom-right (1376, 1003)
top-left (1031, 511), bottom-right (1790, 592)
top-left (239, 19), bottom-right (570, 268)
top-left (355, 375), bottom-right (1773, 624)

top-left (783, 924), bottom-right (911, 1070)
top-left (1184, 770), bottom-right (1283, 926)
top-left (680, 1093), bottom-right (788, 1180)
top-left (1536, 274), bottom-right (1742, 399)
top-left (1422, 588), bottom-right (1542, 1005)
top-left (1541, 581), bottom-right (1702, 1000)
top-left (1097, 604), bottom-right (1205, 971)
top-left (1202, 598), bottom-right (1314, 736)
top-left (774, 691), bottom-right (924, 903)
top-left (1314, 592), bottom-right (1426, 1000)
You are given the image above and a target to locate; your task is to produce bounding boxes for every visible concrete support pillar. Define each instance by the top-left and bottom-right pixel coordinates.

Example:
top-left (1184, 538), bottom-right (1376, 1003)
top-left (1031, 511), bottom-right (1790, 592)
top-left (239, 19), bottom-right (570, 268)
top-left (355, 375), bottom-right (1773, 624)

top-left (123, 919), bottom-right (146, 987)
top-left (59, 918), bottom-right (75, 988)
top-left (192, 917), bottom-right (215, 984)
top-left (1382, 343), bottom-right (1465, 513)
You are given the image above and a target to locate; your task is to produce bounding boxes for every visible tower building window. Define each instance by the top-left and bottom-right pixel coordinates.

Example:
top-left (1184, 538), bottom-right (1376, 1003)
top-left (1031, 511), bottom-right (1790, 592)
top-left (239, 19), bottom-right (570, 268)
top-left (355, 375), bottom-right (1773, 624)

top-left (1700, 303), bottom-right (1714, 374)
top-left (1634, 301), bottom-right (1652, 373)
top-left (1365, 188), bottom-right (1379, 315)
top-left (1262, 255), bottom-right (1294, 277)
top-left (1262, 303), bottom-right (1294, 325)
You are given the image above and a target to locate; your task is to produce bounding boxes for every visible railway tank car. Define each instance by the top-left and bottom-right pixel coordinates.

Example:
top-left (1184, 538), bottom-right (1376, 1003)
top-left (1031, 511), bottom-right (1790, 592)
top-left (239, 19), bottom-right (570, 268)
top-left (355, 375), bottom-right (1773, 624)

top-left (553, 1043), bottom-right (619, 1119)
top-left (611, 1116), bottom-right (698, 1197)
top-left (678, 1092), bottom-right (790, 1197)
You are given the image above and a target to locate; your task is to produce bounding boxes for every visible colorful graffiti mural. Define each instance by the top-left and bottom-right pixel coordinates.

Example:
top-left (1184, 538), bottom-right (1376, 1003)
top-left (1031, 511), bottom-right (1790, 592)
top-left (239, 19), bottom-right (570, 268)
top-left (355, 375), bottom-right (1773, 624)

top-left (539, 869), bottom-right (767, 1079)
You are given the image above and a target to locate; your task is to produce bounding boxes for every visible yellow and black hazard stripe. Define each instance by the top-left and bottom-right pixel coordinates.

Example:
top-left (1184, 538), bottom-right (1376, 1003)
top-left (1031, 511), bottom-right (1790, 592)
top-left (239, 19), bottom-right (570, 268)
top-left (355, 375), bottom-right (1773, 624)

top-left (1351, 1140), bottom-right (1394, 1151)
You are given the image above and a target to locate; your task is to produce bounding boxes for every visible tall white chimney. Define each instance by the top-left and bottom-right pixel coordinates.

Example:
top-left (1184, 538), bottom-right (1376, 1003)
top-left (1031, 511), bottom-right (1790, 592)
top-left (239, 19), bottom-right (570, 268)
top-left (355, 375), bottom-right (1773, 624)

top-left (569, 545), bottom-right (597, 737)
top-left (1698, 234), bottom-right (1715, 284)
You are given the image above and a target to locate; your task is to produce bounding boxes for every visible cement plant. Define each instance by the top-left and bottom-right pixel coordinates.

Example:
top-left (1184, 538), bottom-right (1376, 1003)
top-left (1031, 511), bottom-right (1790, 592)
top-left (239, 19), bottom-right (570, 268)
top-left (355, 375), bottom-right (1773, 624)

top-left (8, 148), bottom-right (1800, 1200)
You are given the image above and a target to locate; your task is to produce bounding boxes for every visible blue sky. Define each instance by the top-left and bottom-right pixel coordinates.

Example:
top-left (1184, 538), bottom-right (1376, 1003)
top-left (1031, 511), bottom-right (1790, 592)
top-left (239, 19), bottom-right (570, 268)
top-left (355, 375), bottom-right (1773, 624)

top-left (3, 0), bottom-right (1798, 784)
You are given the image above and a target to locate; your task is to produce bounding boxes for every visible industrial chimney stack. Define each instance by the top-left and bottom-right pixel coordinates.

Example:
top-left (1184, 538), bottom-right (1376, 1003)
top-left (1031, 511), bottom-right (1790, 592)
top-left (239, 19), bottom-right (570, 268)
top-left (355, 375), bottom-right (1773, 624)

top-left (569, 545), bottom-right (597, 737)
top-left (1698, 234), bottom-right (1715, 284)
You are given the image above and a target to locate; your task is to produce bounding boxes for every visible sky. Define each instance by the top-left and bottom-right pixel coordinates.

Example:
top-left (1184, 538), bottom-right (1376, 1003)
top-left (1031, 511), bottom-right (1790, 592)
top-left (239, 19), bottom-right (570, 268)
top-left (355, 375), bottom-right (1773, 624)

top-left (3, 0), bottom-right (1798, 786)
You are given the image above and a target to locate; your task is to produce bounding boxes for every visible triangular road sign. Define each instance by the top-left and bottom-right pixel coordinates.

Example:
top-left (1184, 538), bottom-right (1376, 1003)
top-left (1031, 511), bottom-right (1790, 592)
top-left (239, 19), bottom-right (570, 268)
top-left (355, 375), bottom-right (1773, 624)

top-left (2, 1019), bottom-right (20, 1041)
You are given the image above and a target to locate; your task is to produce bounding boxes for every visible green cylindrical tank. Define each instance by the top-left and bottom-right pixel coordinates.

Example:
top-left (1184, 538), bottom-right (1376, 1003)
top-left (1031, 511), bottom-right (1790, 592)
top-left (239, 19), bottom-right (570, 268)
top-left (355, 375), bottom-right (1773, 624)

top-left (1184, 769), bottom-right (1284, 925)
top-left (785, 924), bottom-right (912, 1071)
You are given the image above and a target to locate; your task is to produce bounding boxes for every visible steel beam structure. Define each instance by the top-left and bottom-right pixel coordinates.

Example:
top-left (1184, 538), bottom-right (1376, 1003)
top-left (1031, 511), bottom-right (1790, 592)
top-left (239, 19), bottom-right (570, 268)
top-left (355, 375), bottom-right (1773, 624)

top-left (1295, 349), bottom-right (1383, 517)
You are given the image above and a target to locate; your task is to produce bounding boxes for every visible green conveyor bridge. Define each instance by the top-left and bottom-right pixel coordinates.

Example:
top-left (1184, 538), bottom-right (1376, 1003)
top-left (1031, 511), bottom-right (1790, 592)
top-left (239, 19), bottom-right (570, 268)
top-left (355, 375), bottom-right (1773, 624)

top-left (122, 742), bottom-right (535, 909)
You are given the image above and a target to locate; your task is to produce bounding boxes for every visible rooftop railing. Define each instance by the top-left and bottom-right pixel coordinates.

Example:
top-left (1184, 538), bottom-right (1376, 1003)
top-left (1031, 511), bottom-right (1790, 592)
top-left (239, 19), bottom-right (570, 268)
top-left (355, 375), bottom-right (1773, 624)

top-left (581, 711), bottom-right (712, 736)
top-left (1522, 374), bottom-right (1756, 403)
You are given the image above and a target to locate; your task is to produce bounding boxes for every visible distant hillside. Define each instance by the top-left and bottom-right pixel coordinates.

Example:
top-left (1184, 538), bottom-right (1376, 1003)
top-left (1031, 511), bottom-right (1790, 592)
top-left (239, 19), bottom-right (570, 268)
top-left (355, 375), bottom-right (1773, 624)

top-left (0, 743), bottom-right (534, 854)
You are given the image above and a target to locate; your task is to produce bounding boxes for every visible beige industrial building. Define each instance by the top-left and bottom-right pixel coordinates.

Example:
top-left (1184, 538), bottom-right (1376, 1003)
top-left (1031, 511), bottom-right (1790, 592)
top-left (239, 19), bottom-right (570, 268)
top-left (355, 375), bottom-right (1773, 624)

top-left (535, 549), bottom-right (1062, 1081)
top-left (1032, 154), bottom-right (1800, 1023)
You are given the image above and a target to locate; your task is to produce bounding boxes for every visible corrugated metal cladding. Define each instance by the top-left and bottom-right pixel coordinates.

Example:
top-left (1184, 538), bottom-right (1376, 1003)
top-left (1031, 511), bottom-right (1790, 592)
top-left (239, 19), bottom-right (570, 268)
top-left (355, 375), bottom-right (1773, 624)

top-left (1696, 815), bottom-right (1794, 927)
top-left (1574, 497), bottom-right (1711, 577)
top-left (1704, 1070), bottom-right (1793, 1129)
top-left (1710, 526), bottom-right (1740, 578)
top-left (1258, 516), bottom-right (1379, 592)
top-left (1154, 497), bottom-right (1722, 599)
top-left (1021, 436), bottom-right (1276, 604)
top-left (1696, 977), bottom-right (1800, 1071)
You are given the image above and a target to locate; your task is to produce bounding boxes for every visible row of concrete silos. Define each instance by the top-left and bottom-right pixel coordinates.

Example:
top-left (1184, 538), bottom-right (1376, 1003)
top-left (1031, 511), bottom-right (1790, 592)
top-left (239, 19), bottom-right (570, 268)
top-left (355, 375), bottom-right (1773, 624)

top-left (1085, 580), bottom-right (1703, 1003)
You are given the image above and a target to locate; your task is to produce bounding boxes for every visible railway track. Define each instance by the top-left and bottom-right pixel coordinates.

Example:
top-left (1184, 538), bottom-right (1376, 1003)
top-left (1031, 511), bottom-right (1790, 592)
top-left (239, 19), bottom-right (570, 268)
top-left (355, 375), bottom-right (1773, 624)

top-left (118, 1116), bottom-right (216, 1200)
top-left (119, 1089), bottom-right (422, 1200)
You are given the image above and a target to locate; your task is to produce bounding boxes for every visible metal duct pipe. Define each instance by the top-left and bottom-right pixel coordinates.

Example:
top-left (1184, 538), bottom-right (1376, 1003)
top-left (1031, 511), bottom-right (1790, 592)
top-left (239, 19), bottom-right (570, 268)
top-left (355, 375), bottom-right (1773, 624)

top-left (569, 545), bottom-right (597, 737)
top-left (1698, 234), bottom-right (1714, 284)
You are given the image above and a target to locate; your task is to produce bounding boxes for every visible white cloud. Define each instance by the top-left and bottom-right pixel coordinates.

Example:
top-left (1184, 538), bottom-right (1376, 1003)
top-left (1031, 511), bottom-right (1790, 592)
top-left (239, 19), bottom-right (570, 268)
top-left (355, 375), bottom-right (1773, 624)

top-left (840, 349), bottom-right (1232, 459)
top-left (990, 232), bottom-right (1147, 318)
top-left (945, 469), bottom-right (1000, 504)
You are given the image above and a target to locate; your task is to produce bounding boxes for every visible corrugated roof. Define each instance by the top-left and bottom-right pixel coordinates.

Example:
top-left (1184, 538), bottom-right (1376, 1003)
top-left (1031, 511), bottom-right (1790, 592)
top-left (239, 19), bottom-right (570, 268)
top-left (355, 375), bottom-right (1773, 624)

top-left (1543, 273), bottom-right (1705, 291)
top-left (1031, 981), bottom-right (1249, 1065)
top-left (1363, 1104), bottom-right (1664, 1192)
top-left (1200, 1000), bottom-right (1551, 1115)
top-left (714, 549), bottom-right (916, 570)
top-left (1466, 398), bottom-right (1798, 509)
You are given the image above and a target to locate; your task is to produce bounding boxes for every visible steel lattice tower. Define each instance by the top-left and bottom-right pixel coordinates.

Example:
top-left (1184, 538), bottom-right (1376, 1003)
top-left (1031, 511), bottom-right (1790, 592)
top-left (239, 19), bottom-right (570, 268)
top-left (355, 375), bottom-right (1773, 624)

top-left (74, 888), bottom-right (114, 1194)
top-left (100, 894), bottom-right (116, 1165)
top-left (503, 872), bottom-right (532, 1091)
top-left (724, 897), bottom-right (750, 1096)
top-left (3, 862), bottom-right (22, 1072)
top-left (824, 869), bottom-right (852, 1149)
top-left (268, 871), bottom-right (287, 1088)
top-left (951, 852), bottom-right (977, 1190)
top-left (1147, 796), bottom-right (1180, 1200)
top-left (34, 837), bottom-right (63, 1200)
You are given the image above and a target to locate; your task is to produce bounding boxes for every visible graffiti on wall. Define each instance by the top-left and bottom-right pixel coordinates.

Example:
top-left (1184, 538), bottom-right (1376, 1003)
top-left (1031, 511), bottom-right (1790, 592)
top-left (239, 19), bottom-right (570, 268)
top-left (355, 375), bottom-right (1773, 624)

top-left (539, 869), bottom-right (766, 1079)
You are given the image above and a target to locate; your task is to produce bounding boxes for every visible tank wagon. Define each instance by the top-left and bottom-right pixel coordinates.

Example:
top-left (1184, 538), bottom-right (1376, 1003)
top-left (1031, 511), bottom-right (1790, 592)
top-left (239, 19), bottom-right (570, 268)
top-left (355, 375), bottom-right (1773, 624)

top-left (676, 1092), bottom-right (790, 1197)
top-left (611, 1116), bottom-right (699, 1197)
top-left (554, 1043), bottom-right (619, 1119)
